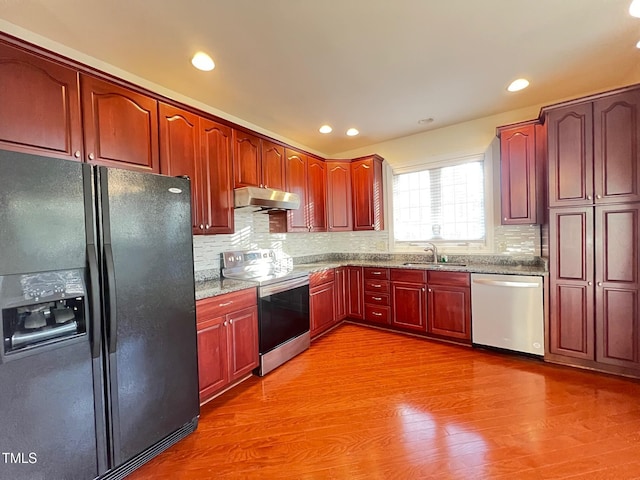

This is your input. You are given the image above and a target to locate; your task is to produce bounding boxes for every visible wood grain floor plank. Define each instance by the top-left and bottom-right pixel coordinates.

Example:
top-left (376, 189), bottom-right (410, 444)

top-left (128, 324), bottom-right (640, 479)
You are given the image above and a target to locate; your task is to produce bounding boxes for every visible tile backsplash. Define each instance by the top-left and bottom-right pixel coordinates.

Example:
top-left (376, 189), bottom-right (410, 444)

top-left (193, 209), bottom-right (540, 274)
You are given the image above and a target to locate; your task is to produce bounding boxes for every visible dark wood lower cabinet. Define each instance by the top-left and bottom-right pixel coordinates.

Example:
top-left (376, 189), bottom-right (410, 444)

top-left (427, 285), bottom-right (470, 341)
top-left (335, 267), bottom-right (347, 321)
top-left (347, 267), bottom-right (364, 319)
top-left (196, 289), bottom-right (258, 404)
top-left (310, 281), bottom-right (336, 339)
top-left (548, 204), bottom-right (640, 376)
top-left (391, 282), bottom-right (426, 332)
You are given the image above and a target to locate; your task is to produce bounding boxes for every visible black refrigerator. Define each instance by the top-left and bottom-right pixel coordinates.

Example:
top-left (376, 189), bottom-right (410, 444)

top-left (0, 151), bottom-right (199, 479)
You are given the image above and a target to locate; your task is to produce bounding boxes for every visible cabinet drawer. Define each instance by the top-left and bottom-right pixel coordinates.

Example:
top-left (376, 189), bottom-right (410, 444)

top-left (390, 268), bottom-right (426, 283)
top-left (310, 269), bottom-right (335, 287)
top-left (196, 288), bottom-right (257, 323)
top-left (364, 292), bottom-right (390, 306)
top-left (364, 279), bottom-right (390, 294)
top-left (364, 304), bottom-right (390, 324)
top-left (364, 267), bottom-right (390, 280)
top-left (427, 271), bottom-right (470, 287)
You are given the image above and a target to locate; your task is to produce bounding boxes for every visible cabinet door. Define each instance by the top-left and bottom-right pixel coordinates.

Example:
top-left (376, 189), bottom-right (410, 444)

top-left (80, 74), bottom-right (159, 172)
top-left (547, 103), bottom-right (593, 207)
top-left (327, 161), bottom-right (353, 231)
top-left (196, 316), bottom-right (229, 403)
top-left (499, 123), bottom-right (538, 224)
top-left (285, 149), bottom-right (309, 232)
top-left (310, 282), bottom-right (336, 338)
top-left (347, 266), bottom-right (364, 319)
top-left (335, 267), bottom-right (347, 321)
top-left (549, 207), bottom-right (595, 360)
top-left (392, 282), bottom-right (427, 332)
top-left (232, 130), bottom-right (261, 188)
top-left (227, 306), bottom-right (258, 382)
top-left (352, 156), bottom-right (384, 230)
top-left (158, 103), bottom-right (202, 233)
top-left (0, 42), bottom-right (83, 160)
top-left (593, 90), bottom-right (640, 205)
top-left (307, 157), bottom-right (327, 232)
top-left (427, 285), bottom-right (470, 340)
top-left (261, 140), bottom-right (285, 190)
top-left (201, 118), bottom-right (234, 234)
top-left (595, 204), bottom-right (640, 370)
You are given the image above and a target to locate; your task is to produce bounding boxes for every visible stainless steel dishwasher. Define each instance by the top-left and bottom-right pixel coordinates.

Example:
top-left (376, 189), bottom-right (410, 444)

top-left (471, 273), bottom-right (544, 356)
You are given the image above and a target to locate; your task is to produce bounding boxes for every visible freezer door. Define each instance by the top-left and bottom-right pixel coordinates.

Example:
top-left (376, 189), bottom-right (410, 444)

top-left (0, 151), bottom-right (103, 479)
top-left (99, 167), bottom-right (199, 467)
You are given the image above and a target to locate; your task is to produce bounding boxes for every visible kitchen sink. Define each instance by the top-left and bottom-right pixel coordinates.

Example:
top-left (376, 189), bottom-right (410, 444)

top-left (402, 262), bottom-right (467, 267)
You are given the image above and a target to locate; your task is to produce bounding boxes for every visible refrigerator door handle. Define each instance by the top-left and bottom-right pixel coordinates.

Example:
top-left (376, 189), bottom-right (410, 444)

top-left (104, 244), bottom-right (118, 354)
top-left (87, 245), bottom-right (102, 358)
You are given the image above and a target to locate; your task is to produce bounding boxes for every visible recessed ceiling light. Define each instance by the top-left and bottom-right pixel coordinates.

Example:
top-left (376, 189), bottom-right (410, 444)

top-left (191, 52), bottom-right (215, 71)
top-left (319, 125), bottom-right (333, 134)
top-left (630, 0), bottom-right (640, 17)
top-left (636, 40), bottom-right (640, 49)
top-left (346, 128), bottom-right (359, 137)
top-left (507, 78), bottom-right (530, 92)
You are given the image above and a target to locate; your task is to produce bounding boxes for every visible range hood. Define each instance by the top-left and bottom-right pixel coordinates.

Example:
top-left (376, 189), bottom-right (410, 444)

top-left (234, 186), bottom-right (300, 210)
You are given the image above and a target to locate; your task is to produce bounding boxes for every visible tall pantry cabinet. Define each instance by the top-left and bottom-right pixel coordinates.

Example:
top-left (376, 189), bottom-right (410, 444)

top-left (545, 87), bottom-right (640, 376)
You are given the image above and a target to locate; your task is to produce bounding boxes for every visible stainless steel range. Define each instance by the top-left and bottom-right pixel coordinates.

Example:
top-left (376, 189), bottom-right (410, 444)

top-left (221, 250), bottom-right (310, 376)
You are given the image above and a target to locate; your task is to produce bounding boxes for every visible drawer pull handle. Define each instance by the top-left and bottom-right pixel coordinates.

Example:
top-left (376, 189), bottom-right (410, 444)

top-left (372, 296), bottom-right (382, 301)
top-left (219, 301), bottom-right (233, 307)
top-left (372, 272), bottom-right (382, 275)
top-left (372, 312), bottom-right (382, 316)
top-left (371, 284), bottom-right (382, 288)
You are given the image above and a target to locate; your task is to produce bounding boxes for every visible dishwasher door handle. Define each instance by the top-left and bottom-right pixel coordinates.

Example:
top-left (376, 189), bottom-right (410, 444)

top-left (472, 278), bottom-right (540, 288)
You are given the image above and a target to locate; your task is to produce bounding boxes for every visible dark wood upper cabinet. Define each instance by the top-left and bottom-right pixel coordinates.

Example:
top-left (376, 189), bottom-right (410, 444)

top-left (261, 140), bottom-right (285, 190)
top-left (160, 103), bottom-right (233, 235)
top-left (201, 118), bottom-right (234, 234)
top-left (352, 155), bottom-right (384, 231)
top-left (547, 89), bottom-right (640, 208)
top-left (593, 90), bottom-right (640, 205)
top-left (81, 74), bottom-right (159, 173)
top-left (327, 161), bottom-right (353, 232)
top-left (232, 130), bottom-right (261, 188)
top-left (285, 149), bottom-right (309, 232)
top-left (0, 41), bottom-right (83, 160)
top-left (498, 121), bottom-right (544, 224)
top-left (595, 204), bottom-right (640, 369)
top-left (159, 104), bottom-right (202, 232)
top-left (547, 103), bottom-right (593, 207)
top-left (307, 157), bottom-right (327, 232)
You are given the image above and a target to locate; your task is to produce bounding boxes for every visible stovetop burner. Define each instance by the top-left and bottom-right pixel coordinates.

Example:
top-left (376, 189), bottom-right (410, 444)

top-left (221, 249), bottom-right (308, 287)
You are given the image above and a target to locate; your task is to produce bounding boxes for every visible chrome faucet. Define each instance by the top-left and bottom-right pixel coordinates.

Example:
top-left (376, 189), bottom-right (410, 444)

top-left (423, 242), bottom-right (438, 263)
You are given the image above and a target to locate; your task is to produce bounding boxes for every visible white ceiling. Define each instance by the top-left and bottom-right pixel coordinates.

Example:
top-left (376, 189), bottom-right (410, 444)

top-left (1, 0), bottom-right (638, 156)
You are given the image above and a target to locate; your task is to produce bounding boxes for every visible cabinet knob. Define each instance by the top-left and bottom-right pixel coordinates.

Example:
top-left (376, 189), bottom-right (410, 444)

top-left (596, 194), bottom-right (602, 199)
top-left (426, 288), bottom-right (430, 292)
top-left (587, 194), bottom-right (593, 200)
top-left (74, 151), bottom-right (81, 158)
top-left (229, 319), bottom-right (233, 324)
top-left (588, 281), bottom-right (592, 286)
top-left (597, 282), bottom-right (603, 287)
top-left (88, 153), bottom-right (95, 161)
top-left (503, 217), bottom-right (507, 221)
top-left (223, 321), bottom-right (227, 327)
top-left (260, 184), bottom-right (263, 188)
top-left (205, 224), bottom-right (210, 229)
top-left (199, 224), bottom-right (204, 230)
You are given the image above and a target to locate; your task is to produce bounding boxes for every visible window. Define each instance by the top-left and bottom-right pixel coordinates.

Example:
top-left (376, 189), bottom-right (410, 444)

top-left (393, 159), bottom-right (485, 244)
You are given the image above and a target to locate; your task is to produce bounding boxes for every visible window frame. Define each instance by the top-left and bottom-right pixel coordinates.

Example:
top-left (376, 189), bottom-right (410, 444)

top-left (388, 153), bottom-right (494, 254)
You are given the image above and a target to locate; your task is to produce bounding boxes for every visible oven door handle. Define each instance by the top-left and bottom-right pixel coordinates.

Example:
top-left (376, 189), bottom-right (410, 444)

top-left (259, 276), bottom-right (310, 297)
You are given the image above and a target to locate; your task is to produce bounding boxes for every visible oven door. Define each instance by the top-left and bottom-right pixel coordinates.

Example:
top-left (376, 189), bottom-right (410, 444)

top-left (258, 277), bottom-right (310, 354)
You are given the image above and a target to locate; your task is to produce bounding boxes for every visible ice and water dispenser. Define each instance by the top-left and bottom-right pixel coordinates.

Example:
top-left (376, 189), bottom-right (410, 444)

top-left (0, 269), bottom-right (87, 358)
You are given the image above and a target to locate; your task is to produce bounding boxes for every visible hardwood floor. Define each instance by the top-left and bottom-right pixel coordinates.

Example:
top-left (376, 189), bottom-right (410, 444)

top-left (129, 323), bottom-right (640, 479)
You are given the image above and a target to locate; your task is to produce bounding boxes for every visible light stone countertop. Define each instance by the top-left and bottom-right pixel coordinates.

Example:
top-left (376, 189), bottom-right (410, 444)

top-left (194, 278), bottom-right (256, 301)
